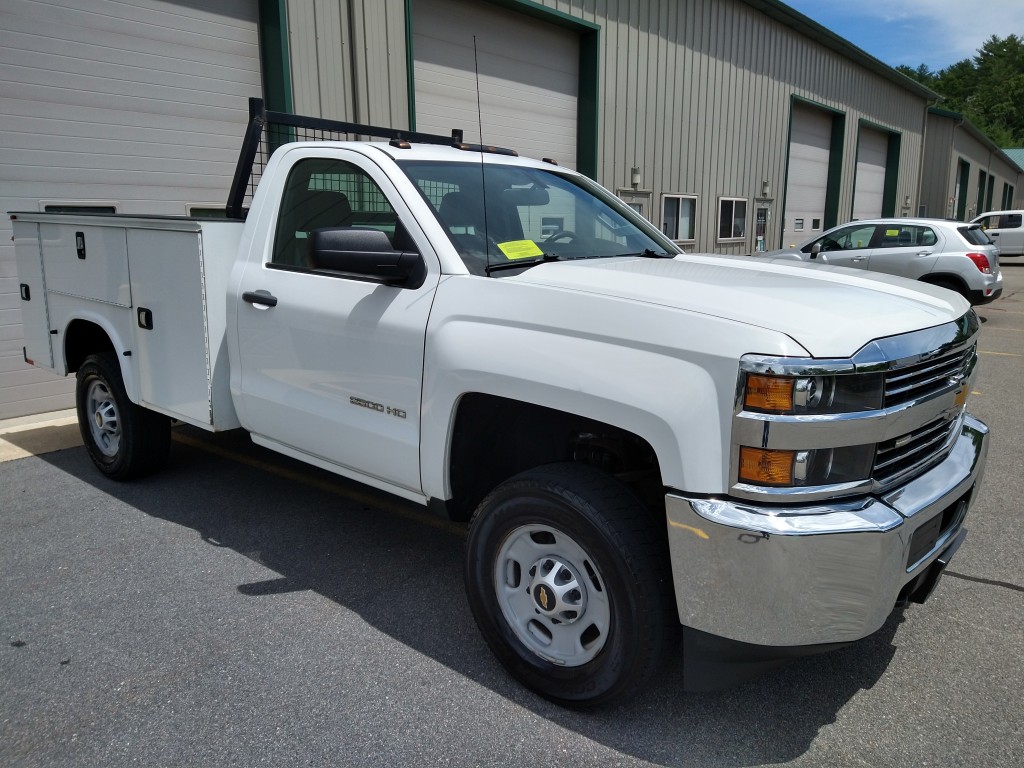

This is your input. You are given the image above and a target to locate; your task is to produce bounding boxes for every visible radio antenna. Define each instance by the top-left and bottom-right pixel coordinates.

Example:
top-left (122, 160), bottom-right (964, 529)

top-left (473, 35), bottom-right (492, 268)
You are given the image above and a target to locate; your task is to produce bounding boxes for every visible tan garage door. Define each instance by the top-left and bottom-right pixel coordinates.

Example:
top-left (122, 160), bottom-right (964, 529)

top-left (412, 0), bottom-right (579, 168)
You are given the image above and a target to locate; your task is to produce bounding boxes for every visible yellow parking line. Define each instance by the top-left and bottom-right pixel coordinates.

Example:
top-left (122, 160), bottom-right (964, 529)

top-left (171, 432), bottom-right (465, 536)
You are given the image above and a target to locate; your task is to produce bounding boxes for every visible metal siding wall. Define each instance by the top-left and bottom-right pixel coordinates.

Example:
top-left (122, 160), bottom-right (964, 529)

top-left (953, 130), bottom-right (1003, 218)
top-left (521, 0), bottom-right (927, 253)
top-left (921, 115), bottom-right (955, 218)
top-left (286, 0), bottom-right (408, 126)
top-left (284, 0), bottom-right (930, 253)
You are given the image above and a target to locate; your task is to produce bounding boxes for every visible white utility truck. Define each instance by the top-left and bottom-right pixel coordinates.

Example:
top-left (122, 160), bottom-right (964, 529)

top-left (13, 101), bottom-right (990, 706)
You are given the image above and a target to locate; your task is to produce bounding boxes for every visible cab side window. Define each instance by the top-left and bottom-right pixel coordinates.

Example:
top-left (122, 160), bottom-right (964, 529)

top-left (272, 158), bottom-right (401, 268)
top-left (999, 213), bottom-right (1022, 229)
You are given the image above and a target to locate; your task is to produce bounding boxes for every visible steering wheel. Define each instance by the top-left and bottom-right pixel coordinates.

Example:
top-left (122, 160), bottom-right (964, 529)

top-left (544, 230), bottom-right (578, 244)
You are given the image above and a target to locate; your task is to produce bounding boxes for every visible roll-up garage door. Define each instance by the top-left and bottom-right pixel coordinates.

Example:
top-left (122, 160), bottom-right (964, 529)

top-left (785, 103), bottom-right (833, 241)
top-left (0, 0), bottom-right (261, 419)
top-left (412, 0), bottom-right (579, 169)
top-left (852, 127), bottom-right (888, 221)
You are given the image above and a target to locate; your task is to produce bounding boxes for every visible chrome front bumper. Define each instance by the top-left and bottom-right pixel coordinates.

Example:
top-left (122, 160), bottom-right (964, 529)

top-left (665, 414), bottom-right (989, 647)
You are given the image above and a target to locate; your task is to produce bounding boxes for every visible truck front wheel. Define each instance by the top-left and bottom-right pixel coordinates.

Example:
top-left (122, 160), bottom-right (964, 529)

top-left (76, 353), bottom-right (170, 480)
top-left (464, 463), bottom-right (677, 707)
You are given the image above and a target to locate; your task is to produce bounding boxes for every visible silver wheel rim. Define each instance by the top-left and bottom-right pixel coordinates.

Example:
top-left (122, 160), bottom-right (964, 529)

top-left (494, 524), bottom-right (610, 666)
top-left (86, 379), bottom-right (120, 458)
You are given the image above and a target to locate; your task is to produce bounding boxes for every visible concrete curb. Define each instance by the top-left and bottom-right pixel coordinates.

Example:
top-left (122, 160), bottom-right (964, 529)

top-left (0, 408), bottom-right (82, 463)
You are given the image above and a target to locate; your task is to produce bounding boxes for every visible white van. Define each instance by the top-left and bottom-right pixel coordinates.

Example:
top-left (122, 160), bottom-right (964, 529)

top-left (971, 210), bottom-right (1024, 256)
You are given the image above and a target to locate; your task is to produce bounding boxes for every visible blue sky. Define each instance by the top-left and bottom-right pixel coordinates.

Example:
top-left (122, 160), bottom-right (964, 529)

top-left (783, 0), bottom-right (1024, 72)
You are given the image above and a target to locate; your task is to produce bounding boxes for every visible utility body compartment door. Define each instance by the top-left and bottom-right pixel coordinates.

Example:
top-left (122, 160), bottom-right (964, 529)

top-left (232, 147), bottom-right (440, 495)
top-left (11, 219), bottom-right (54, 369)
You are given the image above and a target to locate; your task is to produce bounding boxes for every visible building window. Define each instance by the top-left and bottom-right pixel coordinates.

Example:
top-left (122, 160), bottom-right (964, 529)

top-left (812, 218), bottom-right (821, 230)
top-left (43, 204), bottom-right (117, 214)
top-left (662, 195), bottom-right (696, 241)
top-left (718, 198), bottom-right (747, 240)
top-left (794, 218), bottom-right (805, 231)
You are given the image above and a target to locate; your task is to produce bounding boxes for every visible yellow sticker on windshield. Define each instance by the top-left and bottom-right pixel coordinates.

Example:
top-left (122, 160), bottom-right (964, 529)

top-left (497, 240), bottom-right (544, 260)
top-left (886, 229), bottom-right (899, 237)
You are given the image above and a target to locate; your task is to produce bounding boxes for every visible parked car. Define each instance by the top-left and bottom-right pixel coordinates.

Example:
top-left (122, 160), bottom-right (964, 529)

top-left (971, 210), bottom-right (1024, 256)
top-left (762, 218), bottom-right (1002, 305)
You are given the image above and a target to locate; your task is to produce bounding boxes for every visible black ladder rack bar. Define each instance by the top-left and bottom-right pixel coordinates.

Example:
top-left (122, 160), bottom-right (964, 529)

top-left (226, 97), bottom-right (464, 219)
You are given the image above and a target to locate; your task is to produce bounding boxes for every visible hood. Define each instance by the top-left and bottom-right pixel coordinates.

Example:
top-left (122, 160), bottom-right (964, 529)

top-left (511, 253), bottom-right (969, 358)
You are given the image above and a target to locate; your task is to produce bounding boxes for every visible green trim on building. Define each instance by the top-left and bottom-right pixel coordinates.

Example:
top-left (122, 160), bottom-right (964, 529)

top-left (882, 131), bottom-right (901, 217)
top-left (824, 113), bottom-right (845, 229)
top-left (405, 0), bottom-right (417, 130)
top-left (258, 0), bottom-right (293, 114)
top-left (957, 159), bottom-right (970, 220)
top-left (575, 28), bottom-right (600, 179)
top-left (483, 0), bottom-right (600, 32)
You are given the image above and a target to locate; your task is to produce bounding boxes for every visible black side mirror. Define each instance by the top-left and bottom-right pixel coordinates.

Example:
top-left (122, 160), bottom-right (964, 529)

top-left (308, 228), bottom-right (425, 288)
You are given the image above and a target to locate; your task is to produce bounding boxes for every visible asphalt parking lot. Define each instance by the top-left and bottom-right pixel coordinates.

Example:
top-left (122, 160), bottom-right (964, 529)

top-left (2, 264), bottom-right (1022, 767)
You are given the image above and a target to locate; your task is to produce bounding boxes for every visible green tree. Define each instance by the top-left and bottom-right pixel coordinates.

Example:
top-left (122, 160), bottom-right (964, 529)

top-left (900, 35), bottom-right (1024, 146)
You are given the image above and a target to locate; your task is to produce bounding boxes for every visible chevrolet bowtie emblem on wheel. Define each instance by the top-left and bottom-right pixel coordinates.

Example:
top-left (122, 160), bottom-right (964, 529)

top-left (537, 586), bottom-right (550, 610)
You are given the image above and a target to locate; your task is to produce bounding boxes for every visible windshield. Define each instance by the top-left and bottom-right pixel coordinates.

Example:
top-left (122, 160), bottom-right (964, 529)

top-left (397, 160), bottom-right (679, 276)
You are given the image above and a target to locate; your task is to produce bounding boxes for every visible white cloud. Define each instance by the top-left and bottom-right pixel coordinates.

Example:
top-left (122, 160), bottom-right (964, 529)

top-left (859, 0), bottom-right (1022, 64)
top-left (786, 0), bottom-right (1024, 70)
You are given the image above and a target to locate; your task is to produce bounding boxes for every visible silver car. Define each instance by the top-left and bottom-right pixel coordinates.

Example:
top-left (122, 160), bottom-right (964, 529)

top-left (762, 218), bottom-right (1003, 305)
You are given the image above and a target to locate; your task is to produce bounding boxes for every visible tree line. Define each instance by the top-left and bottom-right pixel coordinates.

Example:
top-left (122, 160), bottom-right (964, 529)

top-left (896, 34), bottom-right (1024, 147)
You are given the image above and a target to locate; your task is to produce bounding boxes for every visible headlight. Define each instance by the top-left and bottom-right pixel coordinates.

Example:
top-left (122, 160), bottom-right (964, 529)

top-left (743, 371), bottom-right (883, 415)
top-left (736, 361), bottom-right (884, 491)
top-left (738, 445), bottom-right (875, 487)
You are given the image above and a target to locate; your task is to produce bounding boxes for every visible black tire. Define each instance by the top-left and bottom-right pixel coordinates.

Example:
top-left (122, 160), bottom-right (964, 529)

top-left (464, 463), bottom-right (678, 707)
top-left (76, 353), bottom-right (171, 480)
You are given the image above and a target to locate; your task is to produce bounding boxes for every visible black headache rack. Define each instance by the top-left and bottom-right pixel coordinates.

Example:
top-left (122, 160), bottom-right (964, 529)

top-left (225, 97), bottom-right (466, 219)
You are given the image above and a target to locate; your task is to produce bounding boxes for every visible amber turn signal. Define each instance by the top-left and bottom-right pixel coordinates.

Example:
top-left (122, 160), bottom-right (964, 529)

top-left (739, 446), bottom-right (795, 485)
top-left (744, 374), bottom-right (794, 412)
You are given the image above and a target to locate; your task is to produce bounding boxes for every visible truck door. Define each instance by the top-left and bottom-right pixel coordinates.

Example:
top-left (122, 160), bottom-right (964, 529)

top-left (989, 212), bottom-right (1024, 255)
top-left (233, 150), bottom-right (439, 495)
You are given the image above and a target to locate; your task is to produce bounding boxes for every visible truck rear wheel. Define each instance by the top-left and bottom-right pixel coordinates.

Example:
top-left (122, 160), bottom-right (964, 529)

top-left (76, 353), bottom-right (170, 480)
top-left (464, 463), bottom-right (677, 707)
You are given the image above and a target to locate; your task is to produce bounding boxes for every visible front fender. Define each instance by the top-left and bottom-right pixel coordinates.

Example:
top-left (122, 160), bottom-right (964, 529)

top-left (419, 276), bottom-right (808, 500)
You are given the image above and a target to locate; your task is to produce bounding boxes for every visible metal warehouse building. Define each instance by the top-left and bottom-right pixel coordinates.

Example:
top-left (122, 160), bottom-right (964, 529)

top-left (1, 0), bottom-right (1021, 418)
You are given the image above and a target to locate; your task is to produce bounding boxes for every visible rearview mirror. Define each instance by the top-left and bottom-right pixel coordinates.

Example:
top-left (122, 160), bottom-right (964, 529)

top-left (308, 228), bottom-right (424, 288)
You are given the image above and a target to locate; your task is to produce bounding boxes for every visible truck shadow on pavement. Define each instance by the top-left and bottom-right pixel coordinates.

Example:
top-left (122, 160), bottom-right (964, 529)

top-left (42, 426), bottom-right (902, 768)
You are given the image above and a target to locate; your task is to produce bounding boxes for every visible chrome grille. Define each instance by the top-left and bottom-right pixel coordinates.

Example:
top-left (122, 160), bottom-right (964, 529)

top-left (883, 345), bottom-right (974, 408)
top-left (873, 416), bottom-right (959, 487)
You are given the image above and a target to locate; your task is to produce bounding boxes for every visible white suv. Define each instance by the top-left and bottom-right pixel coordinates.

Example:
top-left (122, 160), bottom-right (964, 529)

top-left (971, 210), bottom-right (1024, 256)
top-left (762, 218), bottom-right (1003, 305)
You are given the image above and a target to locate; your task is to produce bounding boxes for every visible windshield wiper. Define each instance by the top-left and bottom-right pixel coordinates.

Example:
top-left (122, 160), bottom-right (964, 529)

top-left (484, 252), bottom-right (560, 274)
top-left (615, 249), bottom-right (673, 258)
